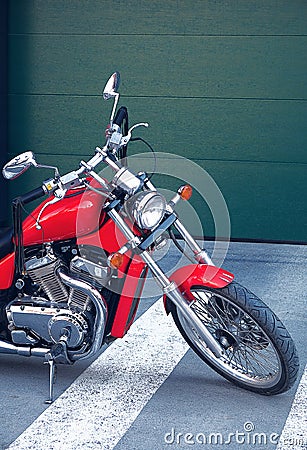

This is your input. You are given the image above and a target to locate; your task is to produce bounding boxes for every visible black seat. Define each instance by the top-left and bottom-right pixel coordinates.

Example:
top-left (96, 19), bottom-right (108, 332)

top-left (0, 227), bottom-right (14, 260)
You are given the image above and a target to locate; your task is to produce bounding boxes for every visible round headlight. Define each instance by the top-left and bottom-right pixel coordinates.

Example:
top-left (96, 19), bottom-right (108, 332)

top-left (125, 191), bottom-right (166, 230)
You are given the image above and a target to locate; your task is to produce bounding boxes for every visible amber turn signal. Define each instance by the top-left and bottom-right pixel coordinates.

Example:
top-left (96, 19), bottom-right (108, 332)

top-left (108, 252), bottom-right (124, 269)
top-left (178, 184), bottom-right (193, 201)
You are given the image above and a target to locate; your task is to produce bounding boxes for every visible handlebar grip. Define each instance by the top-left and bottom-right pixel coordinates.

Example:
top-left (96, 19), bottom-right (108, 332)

top-left (113, 106), bottom-right (128, 127)
top-left (18, 186), bottom-right (46, 204)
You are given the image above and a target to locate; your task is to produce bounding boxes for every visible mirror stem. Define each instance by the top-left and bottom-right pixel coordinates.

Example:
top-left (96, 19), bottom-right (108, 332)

top-left (35, 164), bottom-right (60, 178)
top-left (110, 93), bottom-right (120, 125)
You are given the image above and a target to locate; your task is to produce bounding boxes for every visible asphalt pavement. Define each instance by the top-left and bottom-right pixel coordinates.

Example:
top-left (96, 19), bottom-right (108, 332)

top-left (0, 241), bottom-right (306, 450)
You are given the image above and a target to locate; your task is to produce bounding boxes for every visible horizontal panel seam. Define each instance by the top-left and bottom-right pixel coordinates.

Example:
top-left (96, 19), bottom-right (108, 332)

top-left (7, 93), bottom-right (307, 102)
top-left (8, 33), bottom-right (307, 38)
top-left (187, 159), bottom-right (307, 166)
top-left (12, 152), bottom-right (306, 166)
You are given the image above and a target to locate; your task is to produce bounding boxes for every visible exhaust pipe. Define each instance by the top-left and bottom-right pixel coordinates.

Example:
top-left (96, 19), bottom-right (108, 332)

top-left (57, 268), bottom-right (108, 361)
top-left (0, 340), bottom-right (48, 357)
top-left (0, 340), bottom-right (31, 356)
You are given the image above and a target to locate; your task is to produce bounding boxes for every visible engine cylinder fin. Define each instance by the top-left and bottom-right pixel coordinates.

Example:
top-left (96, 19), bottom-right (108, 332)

top-left (68, 288), bottom-right (90, 312)
top-left (68, 255), bottom-right (110, 311)
top-left (25, 254), bottom-right (68, 303)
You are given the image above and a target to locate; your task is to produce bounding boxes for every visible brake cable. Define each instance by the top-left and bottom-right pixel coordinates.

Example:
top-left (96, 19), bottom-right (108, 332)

top-left (130, 137), bottom-right (157, 180)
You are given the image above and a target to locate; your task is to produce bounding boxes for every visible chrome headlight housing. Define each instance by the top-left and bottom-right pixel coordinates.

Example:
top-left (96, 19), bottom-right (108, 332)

top-left (125, 191), bottom-right (166, 230)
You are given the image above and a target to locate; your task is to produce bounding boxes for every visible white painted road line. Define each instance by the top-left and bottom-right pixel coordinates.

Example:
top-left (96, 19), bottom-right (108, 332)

top-left (276, 364), bottom-right (307, 450)
top-left (7, 299), bottom-right (189, 450)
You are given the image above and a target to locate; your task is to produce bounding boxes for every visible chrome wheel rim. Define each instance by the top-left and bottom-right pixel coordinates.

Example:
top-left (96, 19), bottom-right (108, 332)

top-left (177, 288), bottom-right (282, 388)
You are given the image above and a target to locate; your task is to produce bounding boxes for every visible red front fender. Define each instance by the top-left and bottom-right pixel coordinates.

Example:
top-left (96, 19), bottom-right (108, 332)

top-left (163, 264), bottom-right (234, 313)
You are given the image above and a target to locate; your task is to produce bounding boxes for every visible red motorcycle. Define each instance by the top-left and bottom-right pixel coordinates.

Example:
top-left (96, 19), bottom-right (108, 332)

top-left (0, 72), bottom-right (299, 403)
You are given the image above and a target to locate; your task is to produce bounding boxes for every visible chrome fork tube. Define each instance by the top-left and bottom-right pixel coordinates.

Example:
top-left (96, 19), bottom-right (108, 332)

top-left (141, 251), bottom-right (223, 358)
top-left (173, 219), bottom-right (214, 266)
top-left (108, 209), bottom-right (223, 357)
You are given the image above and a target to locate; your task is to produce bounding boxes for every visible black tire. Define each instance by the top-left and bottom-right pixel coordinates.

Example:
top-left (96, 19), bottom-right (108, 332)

top-left (170, 281), bottom-right (299, 395)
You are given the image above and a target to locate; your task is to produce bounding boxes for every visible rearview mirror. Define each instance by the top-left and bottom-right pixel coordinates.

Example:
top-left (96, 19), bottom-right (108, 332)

top-left (2, 151), bottom-right (37, 180)
top-left (103, 72), bottom-right (120, 100)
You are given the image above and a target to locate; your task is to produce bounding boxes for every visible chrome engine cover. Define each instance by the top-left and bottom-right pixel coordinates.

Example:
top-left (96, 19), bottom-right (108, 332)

top-left (7, 297), bottom-right (89, 349)
top-left (8, 251), bottom-right (109, 354)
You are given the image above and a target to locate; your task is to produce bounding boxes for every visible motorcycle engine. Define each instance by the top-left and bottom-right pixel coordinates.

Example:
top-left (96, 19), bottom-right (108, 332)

top-left (6, 252), bottom-right (110, 350)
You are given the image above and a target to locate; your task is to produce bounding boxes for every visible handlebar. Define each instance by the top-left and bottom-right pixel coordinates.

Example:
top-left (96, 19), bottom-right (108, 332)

top-left (18, 186), bottom-right (47, 205)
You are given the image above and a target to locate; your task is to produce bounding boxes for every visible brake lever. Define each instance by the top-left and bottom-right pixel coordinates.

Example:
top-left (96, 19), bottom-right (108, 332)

top-left (120, 122), bottom-right (149, 146)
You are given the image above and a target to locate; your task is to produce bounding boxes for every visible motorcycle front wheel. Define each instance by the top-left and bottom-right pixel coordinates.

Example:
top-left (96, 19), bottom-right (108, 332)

top-left (170, 282), bottom-right (299, 395)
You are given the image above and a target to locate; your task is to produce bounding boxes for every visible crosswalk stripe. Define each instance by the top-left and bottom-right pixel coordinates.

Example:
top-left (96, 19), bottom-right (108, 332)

top-left (276, 364), bottom-right (307, 450)
top-left (7, 299), bottom-right (189, 450)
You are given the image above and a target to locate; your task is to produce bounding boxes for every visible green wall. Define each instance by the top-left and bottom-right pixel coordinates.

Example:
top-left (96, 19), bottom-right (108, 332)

top-left (0, 0), bottom-right (8, 228)
top-left (6, 0), bottom-right (307, 242)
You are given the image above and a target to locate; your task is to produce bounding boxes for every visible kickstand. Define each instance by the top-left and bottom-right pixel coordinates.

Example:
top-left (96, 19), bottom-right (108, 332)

top-left (44, 356), bottom-right (57, 404)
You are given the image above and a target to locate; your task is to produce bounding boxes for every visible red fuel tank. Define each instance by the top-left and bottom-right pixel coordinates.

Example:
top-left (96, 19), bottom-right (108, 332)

top-left (22, 186), bottom-right (106, 246)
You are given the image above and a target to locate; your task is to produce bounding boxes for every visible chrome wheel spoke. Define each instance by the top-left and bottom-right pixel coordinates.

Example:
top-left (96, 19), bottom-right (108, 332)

top-left (240, 345), bottom-right (279, 372)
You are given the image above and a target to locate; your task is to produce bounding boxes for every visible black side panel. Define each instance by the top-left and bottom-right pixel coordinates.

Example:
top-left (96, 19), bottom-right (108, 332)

top-left (102, 287), bottom-right (121, 338)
